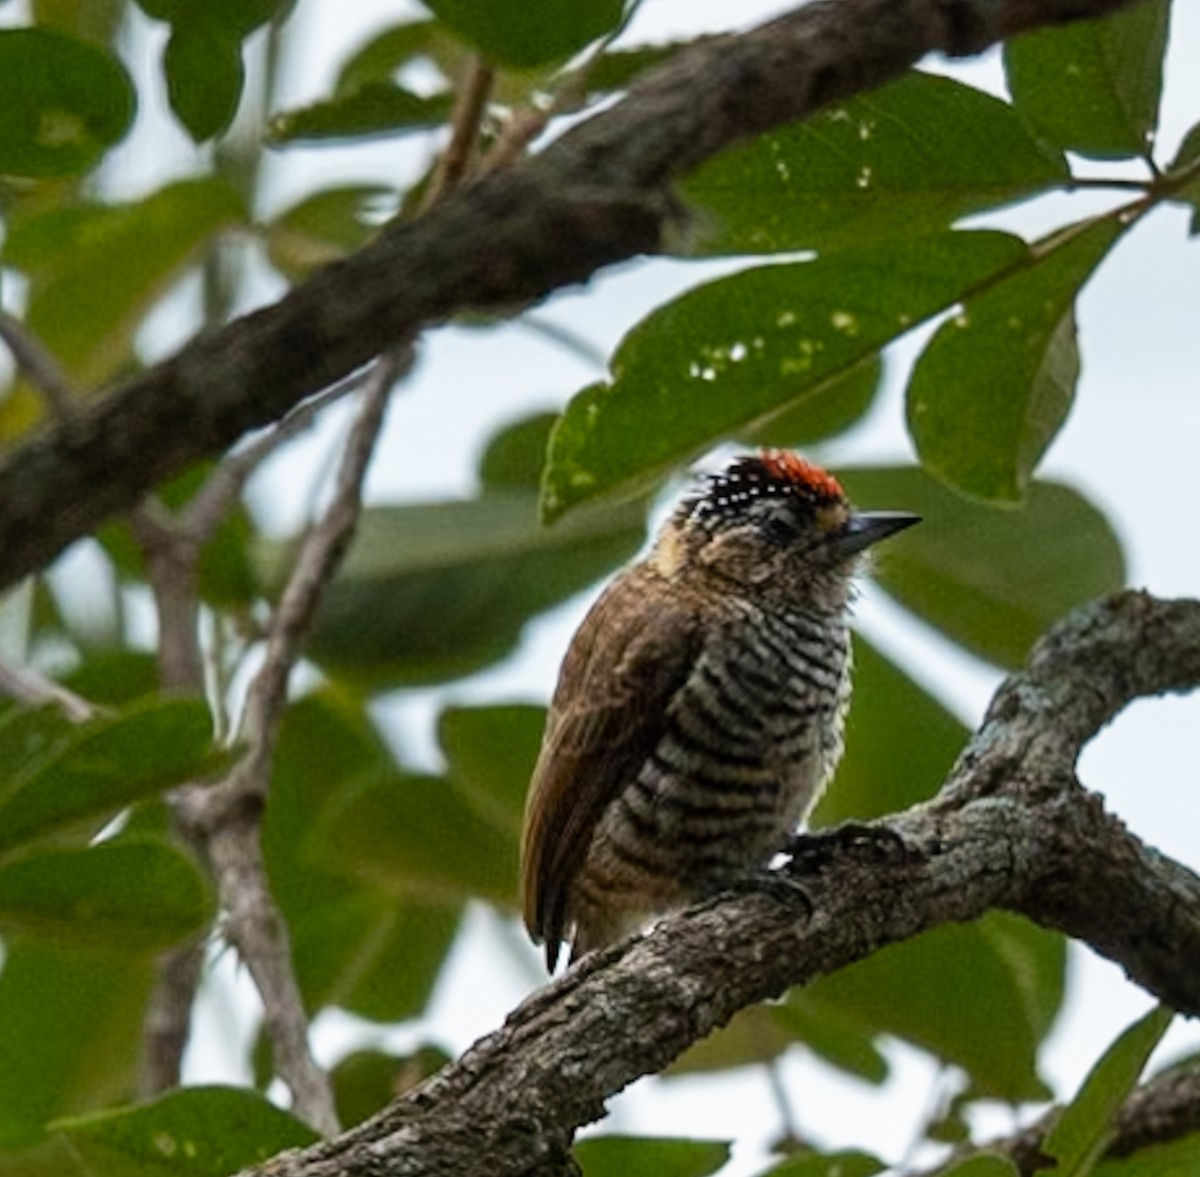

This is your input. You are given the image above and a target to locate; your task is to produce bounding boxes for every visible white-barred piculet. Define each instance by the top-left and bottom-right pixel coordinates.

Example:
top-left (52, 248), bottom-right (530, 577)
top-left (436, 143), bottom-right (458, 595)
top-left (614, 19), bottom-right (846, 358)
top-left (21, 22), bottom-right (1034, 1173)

top-left (520, 450), bottom-right (919, 970)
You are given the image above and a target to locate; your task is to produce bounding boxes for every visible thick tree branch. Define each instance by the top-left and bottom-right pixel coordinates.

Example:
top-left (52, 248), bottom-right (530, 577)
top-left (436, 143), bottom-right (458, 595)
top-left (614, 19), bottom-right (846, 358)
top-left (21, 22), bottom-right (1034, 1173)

top-left (239, 591), bottom-right (1200, 1177)
top-left (0, 0), bottom-right (1144, 591)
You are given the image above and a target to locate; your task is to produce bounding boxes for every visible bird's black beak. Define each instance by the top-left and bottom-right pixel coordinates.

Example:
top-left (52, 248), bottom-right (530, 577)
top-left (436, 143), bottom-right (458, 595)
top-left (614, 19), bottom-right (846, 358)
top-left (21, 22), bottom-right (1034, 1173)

top-left (832, 511), bottom-right (920, 558)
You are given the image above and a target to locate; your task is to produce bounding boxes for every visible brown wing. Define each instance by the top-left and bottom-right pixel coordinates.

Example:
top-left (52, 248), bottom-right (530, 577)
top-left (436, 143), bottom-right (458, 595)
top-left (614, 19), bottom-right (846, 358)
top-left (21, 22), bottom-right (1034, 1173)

top-left (520, 565), bottom-right (703, 968)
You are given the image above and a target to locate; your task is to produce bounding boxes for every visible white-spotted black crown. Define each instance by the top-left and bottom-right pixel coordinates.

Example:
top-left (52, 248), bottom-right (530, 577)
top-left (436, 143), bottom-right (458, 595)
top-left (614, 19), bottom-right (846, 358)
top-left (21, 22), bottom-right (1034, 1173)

top-left (684, 450), bottom-right (846, 528)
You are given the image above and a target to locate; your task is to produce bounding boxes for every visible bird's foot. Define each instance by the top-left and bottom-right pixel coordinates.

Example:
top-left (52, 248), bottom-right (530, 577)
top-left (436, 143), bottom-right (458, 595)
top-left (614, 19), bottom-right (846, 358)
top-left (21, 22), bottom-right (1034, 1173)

top-left (783, 821), bottom-right (910, 876)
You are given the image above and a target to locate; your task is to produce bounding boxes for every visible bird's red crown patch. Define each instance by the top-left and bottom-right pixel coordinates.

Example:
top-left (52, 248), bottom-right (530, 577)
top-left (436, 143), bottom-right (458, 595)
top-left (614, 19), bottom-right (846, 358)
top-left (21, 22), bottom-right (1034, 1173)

top-left (758, 449), bottom-right (844, 501)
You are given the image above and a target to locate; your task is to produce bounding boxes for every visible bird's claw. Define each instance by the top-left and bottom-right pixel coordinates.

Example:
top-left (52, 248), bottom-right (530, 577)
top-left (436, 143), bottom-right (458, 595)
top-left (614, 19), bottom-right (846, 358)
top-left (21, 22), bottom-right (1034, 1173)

top-left (784, 821), bottom-right (911, 876)
top-left (700, 867), bottom-right (814, 918)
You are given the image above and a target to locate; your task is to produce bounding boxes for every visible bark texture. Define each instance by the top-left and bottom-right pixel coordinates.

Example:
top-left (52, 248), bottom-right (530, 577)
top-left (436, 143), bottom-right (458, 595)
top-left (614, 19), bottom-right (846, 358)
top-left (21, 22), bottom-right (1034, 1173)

top-left (0, 0), bottom-right (1144, 591)
top-left (245, 591), bottom-right (1200, 1177)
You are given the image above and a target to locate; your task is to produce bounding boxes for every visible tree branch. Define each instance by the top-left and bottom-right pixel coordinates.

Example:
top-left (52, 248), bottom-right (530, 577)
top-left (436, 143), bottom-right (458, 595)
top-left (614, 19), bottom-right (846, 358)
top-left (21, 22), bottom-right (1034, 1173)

top-left (0, 0), bottom-right (1145, 591)
top-left (235, 591), bottom-right (1200, 1177)
top-left (0, 660), bottom-right (100, 722)
top-left (0, 311), bottom-right (78, 433)
top-left (925, 1057), bottom-right (1200, 1174)
top-left (176, 352), bottom-right (402, 1135)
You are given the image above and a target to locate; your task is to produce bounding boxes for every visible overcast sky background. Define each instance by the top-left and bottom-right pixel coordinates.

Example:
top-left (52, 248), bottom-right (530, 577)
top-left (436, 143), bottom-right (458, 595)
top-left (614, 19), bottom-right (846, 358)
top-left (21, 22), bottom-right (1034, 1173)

top-left (4, 0), bottom-right (1199, 1171)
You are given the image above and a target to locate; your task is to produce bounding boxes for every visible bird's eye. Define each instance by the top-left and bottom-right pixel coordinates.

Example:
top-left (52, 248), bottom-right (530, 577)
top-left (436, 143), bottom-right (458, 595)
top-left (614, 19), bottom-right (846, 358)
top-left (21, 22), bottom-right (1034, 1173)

top-left (761, 513), bottom-right (797, 544)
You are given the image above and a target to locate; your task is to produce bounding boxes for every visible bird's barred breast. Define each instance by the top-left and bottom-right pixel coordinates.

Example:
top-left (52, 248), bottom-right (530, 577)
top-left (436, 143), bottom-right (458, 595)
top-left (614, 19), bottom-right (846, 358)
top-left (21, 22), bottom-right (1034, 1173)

top-left (594, 603), bottom-right (851, 889)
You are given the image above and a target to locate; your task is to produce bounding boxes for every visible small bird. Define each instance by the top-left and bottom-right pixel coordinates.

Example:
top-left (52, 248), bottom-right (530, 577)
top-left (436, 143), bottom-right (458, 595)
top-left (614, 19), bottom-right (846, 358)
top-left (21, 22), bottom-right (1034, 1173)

top-left (520, 450), bottom-right (919, 970)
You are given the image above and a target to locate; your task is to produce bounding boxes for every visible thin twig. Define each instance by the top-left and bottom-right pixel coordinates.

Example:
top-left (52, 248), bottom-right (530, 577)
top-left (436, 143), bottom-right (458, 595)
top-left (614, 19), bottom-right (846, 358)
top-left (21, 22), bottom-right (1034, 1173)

top-left (130, 501), bottom-right (205, 693)
top-left (520, 315), bottom-right (609, 369)
top-left (0, 661), bottom-right (101, 722)
top-left (240, 346), bottom-right (406, 765)
top-left (422, 54), bottom-right (495, 211)
top-left (131, 490), bottom-right (210, 1094)
top-left (138, 940), bottom-right (208, 1099)
top-left (482, 1), bottom-right (645, 175)
top-left (182, 346), bottom-right (407, 1136)
top-left (765, 1058), bottom-right (806, 1152)
top-left (0, 311), bottom-right (78, 430)
top-left (185, 370), bottom-right (371, 544)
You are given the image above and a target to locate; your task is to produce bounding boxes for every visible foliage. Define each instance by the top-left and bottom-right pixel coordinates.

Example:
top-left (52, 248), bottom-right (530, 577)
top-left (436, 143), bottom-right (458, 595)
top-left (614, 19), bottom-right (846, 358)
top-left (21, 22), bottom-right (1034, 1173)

top-left (0, 0), bottom-right (1195, 1174)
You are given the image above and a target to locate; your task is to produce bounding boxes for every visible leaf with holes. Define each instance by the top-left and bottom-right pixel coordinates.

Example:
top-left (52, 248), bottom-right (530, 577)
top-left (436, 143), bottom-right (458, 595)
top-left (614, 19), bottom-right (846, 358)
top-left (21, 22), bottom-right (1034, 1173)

top-left (543, 232), bottom-right (1028, 521)
top-left (686, 72), bottom-right (1066, 255)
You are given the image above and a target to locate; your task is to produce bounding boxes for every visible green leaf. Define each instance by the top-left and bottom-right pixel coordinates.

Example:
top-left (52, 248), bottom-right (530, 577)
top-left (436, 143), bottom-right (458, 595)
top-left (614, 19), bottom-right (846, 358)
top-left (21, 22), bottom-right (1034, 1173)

top-left (334, 19), bottom-right (456, 94)
top-left (756, 1152), bottom-right (885, 1177)
top-left (437, 703), bottom-right (544, 833)
top-left (422, 0), bottom-right (624, 69)
top-left (267, 16), bottom-right (464, 147)
top-left (61, 652), bottom-right (159, 707)
top-left (134, 0), bottom-right (285, 138)
top-left (0, 697), bottom-right (221, 855)
top-left (813, 634), bottom-right (967, 826)
top-left (978, 910), bottom-right (1067, 1047)
top-left (290, 492), bottom-right (646, 686)
top-left (669, 999), bottom-right (888, 1085)
top-left (1093, 1133), bottom-right (1200, 1176)
top-left (575, 1136), bottom-right (730, 1177)
top-left (332, 1046), bottom-right (451, 1128)
top-left (1044, 1006), bottom-right (1174, 1177)
top-left (162, 21), bottom-right (244, 142)
top-left (478, 412), bottom-right (558, 491)
top-left (1168, 121), bottom-right (1200, 235)
top-left (772, 997), bottom-right (890, 1084)
top-left (541, 231), bottom-right (1028, 521)
top-left (0, 1136), bottom-right (88, 1177)
top-left (740, 357), bottom-right (881, 449)
top-left (837, 467), bottom-right (1126, 669)
top-left (0, 942), bottom-right (153, 1148)
top-left (0, 706), bottom-right (75, 786)
top-left (134, 0), bottom-right (280, 37)
top-left (0, 841), bottom-right (211, 950)
top-left (33, 0), bottom-right (125, 45)
top-left (940, 1158), bottom-right (1020, 1177)
top-left (0, 28), bottom-right (134, 176)
top-left (267, 86), bottom-right (453, 146)
top-left (263, 695), bottom-right (458, 1021)
top-left (289, 894), bottom-right (460, 1023)
top-left (1004, 0), bottom-right (1169, 160)
top-left (685, 72), bottom-right (1066, 256)
top-left (3, 179), bottom-right (244, 389)
top-left (315, 769), bottom-right (518, 908)
top-left (55, 1086), bottom-right (318, 1177)
top-left (261, 695), bottom-right (392, 912)
top-left (907, 216), bottom-right (1123, 502)
top-left (665, 1003), bottom-right (790, 1074)
top-left (805, 912), bottom-right (1065, 1101)
top-left (265, 185), bottom-right (393, 281)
